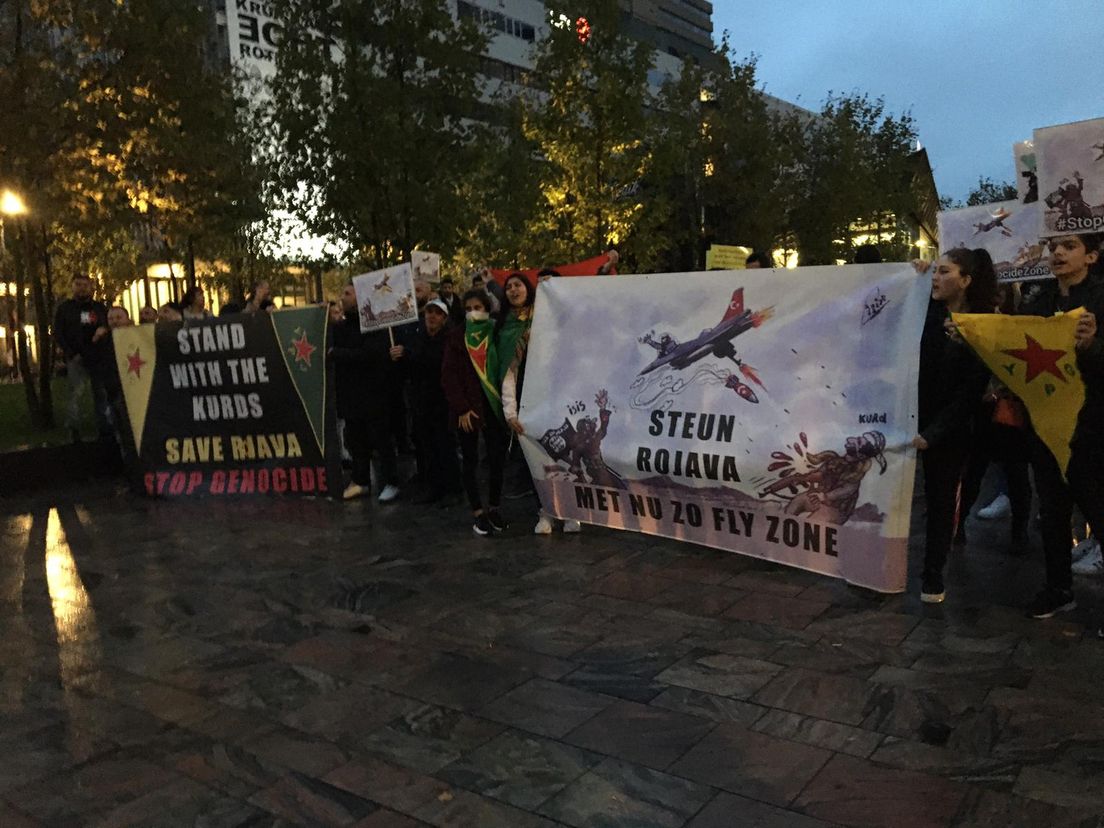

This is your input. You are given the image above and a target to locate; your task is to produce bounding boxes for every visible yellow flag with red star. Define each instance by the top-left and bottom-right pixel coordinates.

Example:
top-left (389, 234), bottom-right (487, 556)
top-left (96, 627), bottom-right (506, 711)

top-left (112, 323), bottom-right (158, 455)
top-left (953, 309), bottom-right (1085, 472)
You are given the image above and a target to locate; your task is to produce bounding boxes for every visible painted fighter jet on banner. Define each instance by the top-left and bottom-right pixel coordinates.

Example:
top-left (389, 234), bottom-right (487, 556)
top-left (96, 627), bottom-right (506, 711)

top-left (638, 288), bottom-right (772, 403)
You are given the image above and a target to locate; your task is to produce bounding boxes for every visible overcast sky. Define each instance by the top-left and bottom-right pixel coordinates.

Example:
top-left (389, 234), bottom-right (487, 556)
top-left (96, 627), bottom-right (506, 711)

top-left (711, 0), bottom-right (1104, 202)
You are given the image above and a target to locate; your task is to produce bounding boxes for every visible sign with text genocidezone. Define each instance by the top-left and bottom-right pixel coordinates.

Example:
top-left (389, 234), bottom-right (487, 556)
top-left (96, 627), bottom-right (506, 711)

top-left (519, 265), bottom-right (929, 593)
top-left (937, 199), bottom-right (1052, 283)
top-left (112, 308), bottom-right (340, 498)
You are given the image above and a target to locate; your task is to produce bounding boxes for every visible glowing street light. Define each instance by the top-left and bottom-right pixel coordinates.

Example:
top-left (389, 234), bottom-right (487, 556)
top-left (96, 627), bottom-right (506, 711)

top-left (1, 189), bottom-right (28, 216)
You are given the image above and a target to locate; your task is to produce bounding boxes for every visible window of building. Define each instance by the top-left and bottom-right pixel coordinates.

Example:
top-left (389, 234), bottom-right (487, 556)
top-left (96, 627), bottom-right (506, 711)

top-left (457, 1), bottom-right (535, 42)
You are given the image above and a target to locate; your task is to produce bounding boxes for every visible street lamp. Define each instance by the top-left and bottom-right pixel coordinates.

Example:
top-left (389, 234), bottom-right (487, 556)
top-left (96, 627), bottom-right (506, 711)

top-left (0, 189), bottom-right (27, 216)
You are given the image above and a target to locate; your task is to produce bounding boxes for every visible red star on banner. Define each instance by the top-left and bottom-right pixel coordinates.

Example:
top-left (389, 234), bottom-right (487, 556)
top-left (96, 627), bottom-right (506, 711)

top-left (126, 348), bottom-right (147, 378)
top-left (1001, 334), bottom-right (1068, 384)
top-left (291, 330), bottom-right (316, 368)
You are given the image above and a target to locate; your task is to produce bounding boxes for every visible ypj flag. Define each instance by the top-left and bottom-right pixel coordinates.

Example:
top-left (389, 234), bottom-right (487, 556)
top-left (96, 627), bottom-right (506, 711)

top-left (953, 309), bottom-right (1085, 473)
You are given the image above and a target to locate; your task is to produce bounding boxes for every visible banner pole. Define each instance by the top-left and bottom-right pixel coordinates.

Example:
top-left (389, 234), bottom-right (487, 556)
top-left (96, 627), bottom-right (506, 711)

top-left (388, 328), bottom-right (395, 347)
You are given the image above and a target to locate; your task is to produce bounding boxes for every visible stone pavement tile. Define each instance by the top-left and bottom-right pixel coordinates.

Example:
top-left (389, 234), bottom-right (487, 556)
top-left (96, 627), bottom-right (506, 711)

top-left (242, 725), bottom-right (352, 778)
top-left (669, 723), bottom-right (831, 807)
top-left (751, 709), bottom-right (884, 759)
top-left (182, 703), bottom-right (278, 746)
top-left (752, 667), bottom-right (880, 726)
top-left (412, 786), bottom-right (562, 828)
top-left (658, 553), bottom-right (750, 585)
top-left (951, 787), bottom-right (1101, 828)
top-left (577, 592), bottom-right (662, 618)
top-left (804, 608), bottom-right (921, 646)
top-left (0, 720), bottom-right (119, 794)
top-left (437, 729), bottom-right (601, 810)
top-left (686, 791), bottom-right (835, 828)
top-left (325, 756), bottom-right (445, 816)
top-left (590, 571), bottom-right (677, 602)
top-left (248, 771), bottom-right (381, 827)
top-left (680, 630), bottom-right (781, 661)
top-left (426, 605), bottom-right (539, 643)
top-left (771, 636), bottom-right (919, 677)
top-left (359, 704), bottom-right (503, 774)
top-left (279, 632), bottom-right (416, 683)
top-left (794, 754), bottom-right (967, 828)
top-left (656, 652), bottom-right (784, 700)
top-left (539, 756), bottom-right (714, 828)
top-left (563, 699), bottom-right (715, 770)
top-left (723, 592), bottom-right (831, 630)
top-left (395, 651), bottom-right (532, 712)
top-left (1012, 766), bottom-right (1104, 812)
top-left (905, 619), bottom-right (1021, 655)
top-left (91, 669), bottom-right (223, 728)
top-left (479, 678), bottom-right (615, 739)
top-left (868, 737), bottom-right (1019, 787)
top-left (218, 660), bottom-right (350, 717)
top-left (410, 628), bottom-right (578, 681)
top-left (89, 775), bottom-right (260, 828)
top-left (0, 801), bottom-right (41, 828)
top-left (280, 682), bottom-right (422, 744)
top-left (499, 616), bottom-right (605, 659)
top-left (646, 582), bottom-right (746, 617)
top-left (649, 686), bottom-right (766, 727)
top-left (351, 809), bottom-right (427, 828)
top-left (727, 569), bottom-right (810, 597)
top-left (982, 688), bottom-right (1104, 762)
top-left (170, 737), bottom-right (285, 800)
top-left (159, 645), bottom-right (272, 697)
top-left (868, 666), bottom-right (991, 706)
top-left (6, 755), bottom-right (181, 825)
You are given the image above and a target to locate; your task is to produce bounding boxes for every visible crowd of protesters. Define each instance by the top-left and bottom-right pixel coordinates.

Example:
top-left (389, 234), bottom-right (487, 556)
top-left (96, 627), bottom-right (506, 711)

top-left (50, 236), bottom-right (1104, 627)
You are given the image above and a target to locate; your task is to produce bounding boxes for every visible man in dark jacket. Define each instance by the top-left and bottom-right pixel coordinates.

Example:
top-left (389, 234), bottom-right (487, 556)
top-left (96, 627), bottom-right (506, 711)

top-left (53, 274), bottom-right (110, 442)
top-left (438, 278), bottom-right (464, 325)
top-left (330, 283), bottom-right (401, 503)
top-left (392, 299), bottom-right (460, 502)
top-left (1018, 233), bottom-right (1104, 619)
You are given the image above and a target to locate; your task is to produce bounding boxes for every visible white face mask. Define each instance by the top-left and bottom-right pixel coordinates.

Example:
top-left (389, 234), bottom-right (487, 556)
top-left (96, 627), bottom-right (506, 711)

top-left (466, 310), bottom-right (489, 322)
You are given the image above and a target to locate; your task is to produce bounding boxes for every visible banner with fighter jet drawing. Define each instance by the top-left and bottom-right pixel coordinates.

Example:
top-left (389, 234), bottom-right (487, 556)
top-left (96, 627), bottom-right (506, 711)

top-left (518, 265), bottom-right (929, 593)
top-left (352, 263), bottom-right (418, 333)
top-left (938, 199), bottom-right (1052, 283)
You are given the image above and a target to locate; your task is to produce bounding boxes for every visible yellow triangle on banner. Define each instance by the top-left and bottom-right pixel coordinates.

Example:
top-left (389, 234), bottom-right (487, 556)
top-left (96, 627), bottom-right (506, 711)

top-left (953, 309), bottom-right (1085, 473)
top-left (112, 324), bottom-right (157, 455)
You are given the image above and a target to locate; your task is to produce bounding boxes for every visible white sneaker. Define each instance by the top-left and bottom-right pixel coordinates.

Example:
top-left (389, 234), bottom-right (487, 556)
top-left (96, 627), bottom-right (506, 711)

top-left (343, 482), bottom-right (368, 500)
top-left (977, 494), bottom-right (1011, 520)
top-left (377, 484), bottom-right (400, 503)
top-left (563, 519), bottom-right (582, 533)
top-left (1072, 536), bottom-right (1099, 563)
top-left (533, 516), bottom-right (553, 535)
top-left (1072, 543), bottom-right (1104, 577)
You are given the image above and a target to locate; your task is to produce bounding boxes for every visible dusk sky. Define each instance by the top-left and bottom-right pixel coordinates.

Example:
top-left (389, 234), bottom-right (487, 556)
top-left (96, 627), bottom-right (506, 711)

top-left (711, 1), bottom-right (1104, 202)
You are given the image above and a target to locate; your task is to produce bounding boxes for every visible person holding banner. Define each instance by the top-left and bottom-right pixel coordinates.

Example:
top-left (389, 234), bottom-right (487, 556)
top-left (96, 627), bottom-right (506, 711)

top-left (1017, 234), bottom-right (1104, 619)
top-left (331, 283), bottom-right (401, 503)
top-left (442, 290), bottom-right (509, 536)
top-left (913, 249), bottom-right (997, 603)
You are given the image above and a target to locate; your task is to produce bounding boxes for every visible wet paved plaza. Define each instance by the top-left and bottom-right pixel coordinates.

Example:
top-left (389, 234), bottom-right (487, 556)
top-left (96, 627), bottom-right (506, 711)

top-left (3, 482), bottom-right (1104, 827)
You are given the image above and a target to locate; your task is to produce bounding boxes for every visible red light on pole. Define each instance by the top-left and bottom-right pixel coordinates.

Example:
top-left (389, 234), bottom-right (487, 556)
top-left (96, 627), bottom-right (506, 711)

top-left (576, 16), bottom-right (591, 43)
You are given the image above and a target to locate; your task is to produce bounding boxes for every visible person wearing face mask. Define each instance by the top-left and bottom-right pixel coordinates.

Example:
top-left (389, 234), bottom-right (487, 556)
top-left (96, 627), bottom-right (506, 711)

top-left (442, 290), bottom-right (509, 535)
top-left (912, 249), bottom-right (997, 603)
top-left (391, 299), bottom-right (460, 504)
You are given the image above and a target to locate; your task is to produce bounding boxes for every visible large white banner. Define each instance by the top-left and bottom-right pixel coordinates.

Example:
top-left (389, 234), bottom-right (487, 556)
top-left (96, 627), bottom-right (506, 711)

top-left (937, 199), bottom-right (1052, 283)
top-left (519, 265), bottom-right (928, 593)
top-left (1035, 116), bottom-right (1104, 236)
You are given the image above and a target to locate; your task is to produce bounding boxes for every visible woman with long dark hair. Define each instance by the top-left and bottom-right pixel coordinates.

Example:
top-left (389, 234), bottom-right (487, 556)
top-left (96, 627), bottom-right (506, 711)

top-left (913, 248), bottom-right (998, 603)
top-left (442, 289), bottom-right (510, 536)
top-left (181, 287), bottom-right (211, 321)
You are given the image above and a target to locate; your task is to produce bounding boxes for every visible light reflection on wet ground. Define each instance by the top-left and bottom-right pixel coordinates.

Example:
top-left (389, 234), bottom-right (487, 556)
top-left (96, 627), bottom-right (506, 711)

top-left (1, 483), bottom-right (1104, 826)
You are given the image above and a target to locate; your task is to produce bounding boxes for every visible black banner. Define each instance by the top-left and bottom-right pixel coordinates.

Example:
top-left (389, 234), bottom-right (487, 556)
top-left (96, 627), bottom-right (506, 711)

top-left (111, 308), bottom-right (340, 498)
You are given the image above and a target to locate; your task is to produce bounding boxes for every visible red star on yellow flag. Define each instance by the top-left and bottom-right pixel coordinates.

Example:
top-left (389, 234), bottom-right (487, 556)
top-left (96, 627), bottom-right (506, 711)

top-left (291, 330), bottom-right (316, 367)
top-left (1001, 335), bottom-right (1068, 384)
top-left (127, 347), bottom-right (147, 378)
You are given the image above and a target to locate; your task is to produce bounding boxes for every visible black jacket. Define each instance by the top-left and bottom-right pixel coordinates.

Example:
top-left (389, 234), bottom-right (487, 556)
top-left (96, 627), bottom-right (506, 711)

top-left (406, 324), bottom-right (450, 417)
top-left (330, 309), bottom-right (395, 420)
top-left (1019, 272), bottom-right (1104, 441)
top-left (918, 300), bottom-right (991, 448)
top-left (54, 298), bottom-right (108, 363)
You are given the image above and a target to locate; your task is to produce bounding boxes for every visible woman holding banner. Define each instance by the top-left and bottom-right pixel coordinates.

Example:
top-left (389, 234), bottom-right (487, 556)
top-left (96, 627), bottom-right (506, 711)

top-left (912, 249), bottom-right (997, 604)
